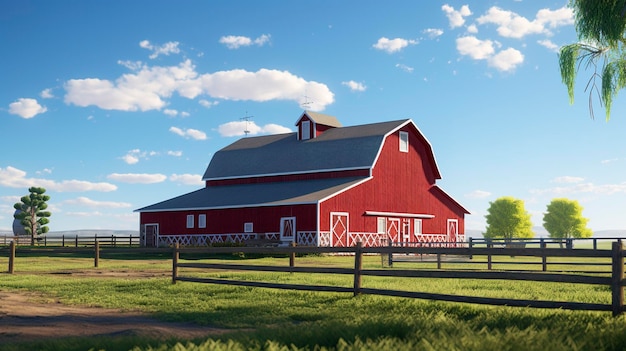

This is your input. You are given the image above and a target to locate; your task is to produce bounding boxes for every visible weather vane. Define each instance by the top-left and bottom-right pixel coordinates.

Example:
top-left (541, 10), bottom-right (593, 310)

top-left (301, 94), bottom-right (314, 110)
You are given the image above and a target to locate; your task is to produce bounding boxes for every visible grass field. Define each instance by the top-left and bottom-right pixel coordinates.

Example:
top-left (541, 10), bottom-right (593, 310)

top-left (1, 250), bottom-right (626, 351)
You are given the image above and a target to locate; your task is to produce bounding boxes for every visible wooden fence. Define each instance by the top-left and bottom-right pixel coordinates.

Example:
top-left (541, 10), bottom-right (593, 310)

top-left (0, 235), bottom-right (140, 247)
top-left (172, 242), bottom-right (626, 316)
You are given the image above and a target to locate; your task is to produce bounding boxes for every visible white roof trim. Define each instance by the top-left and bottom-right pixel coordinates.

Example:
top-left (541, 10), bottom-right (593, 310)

top-left (136, 200), bottom-right (319, 213)
top-left (318, 177), bottom-right (373, 203)
top-left (364, 211), bottom-right (435, 219)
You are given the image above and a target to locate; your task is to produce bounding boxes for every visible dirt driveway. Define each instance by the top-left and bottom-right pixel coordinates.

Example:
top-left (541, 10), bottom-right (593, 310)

top-left (0, 269), bottom-right (232, 343)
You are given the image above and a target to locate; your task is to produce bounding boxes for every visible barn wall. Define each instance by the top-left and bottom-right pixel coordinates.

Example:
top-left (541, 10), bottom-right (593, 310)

top-left (320, 125), bottom-right (464, 235)
top-left (140, 204), bottom-right (317, 235)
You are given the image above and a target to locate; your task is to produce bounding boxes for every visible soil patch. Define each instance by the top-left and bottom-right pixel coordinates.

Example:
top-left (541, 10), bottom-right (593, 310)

top-left (0, 290), bottom-right (230, 343)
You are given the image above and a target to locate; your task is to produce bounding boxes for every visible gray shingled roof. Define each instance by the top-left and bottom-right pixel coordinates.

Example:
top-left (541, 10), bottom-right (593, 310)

top-left (301, 111), bottom-right (342, 127)
top-left (136, 176), bottom-right (368, 212)
top-left (203, 119), bottom-right (410, 180)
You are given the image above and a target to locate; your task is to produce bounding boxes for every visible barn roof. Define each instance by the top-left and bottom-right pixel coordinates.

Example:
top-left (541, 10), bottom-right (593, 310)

top-left (296, 110), bottom-right (342, 127)
top-left (136, 176), bottom-right (369, 212)
top-left (203, 119), bottom-right (439, 180)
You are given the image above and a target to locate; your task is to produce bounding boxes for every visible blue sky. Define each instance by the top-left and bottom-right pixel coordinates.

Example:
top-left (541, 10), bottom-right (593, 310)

top-left (2, 1), bottom-right (625, 234)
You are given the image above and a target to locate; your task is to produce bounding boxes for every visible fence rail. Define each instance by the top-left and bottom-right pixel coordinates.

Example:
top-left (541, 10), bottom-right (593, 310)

top-left (0, 235), bottom-right (140, 247)
top-left (172, 241), bottom-right (626, 316)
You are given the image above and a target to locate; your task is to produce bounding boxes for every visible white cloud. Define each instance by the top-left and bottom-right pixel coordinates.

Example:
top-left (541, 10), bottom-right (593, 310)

top-left (456, 36), bottom-right (524, 71)
top-left (169, 126), bottom-right (207, 140)
top-left (467, 24), bottom-right (478, 33)
top-left (8, 98), bottom-right (47, 119)
top-left (372, 37), bottom-right (417, 53)
top-left (423, 28), bottom-right (443, 39)
top-left (107, 173), bottom-right (167, 184)
top-left (537, 39), bottom-right (559, 52)
top-left (466, 190), bottom-right (491, 199)
top-left (442, 4), bottom-right (472, 28)
top-left (64, 60), bottom-right (335, 112)
top-left (342, 80), bottom-right (366, 92)
top-left (40, 88), bottom-right (53, 99)
top-left (531, 182), bottom-right (626, 196)
top-left (552, 176), bottom-right (584, 184)
top-left (395, 63), bottom-right (414, 73)
top-left (167, 150), bottom-right (183, 157)
top-left (219, 34), bottom-right (271, 49)
top-left (163, 109), bottom-right (178, 117)
top-left (169, 173), bottom-right (204, 186)
top-left (120, 149), bottom-right (157, 164)
top-left (64, 196), bottom-right (132, 208)
top-left (456, 36), bottom-right (494, 60)
top-left (477, 6), bottom-right (573, 39)
top-left (199, 99), bottom-right (219, 108)
top-left (217, 121), bottom-right (291, 137)
top-left (488, 47), bottom-right (524, 72)
top-left (0, 166), bottom-right (116, 192)
top-left (139, 40), bottom-right (181, 59)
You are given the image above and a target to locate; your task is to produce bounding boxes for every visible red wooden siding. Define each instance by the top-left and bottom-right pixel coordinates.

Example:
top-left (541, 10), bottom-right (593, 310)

top-left (140, 204), bottom-right (317, 236)
top-left (319, 125), bottom-right (464, 236)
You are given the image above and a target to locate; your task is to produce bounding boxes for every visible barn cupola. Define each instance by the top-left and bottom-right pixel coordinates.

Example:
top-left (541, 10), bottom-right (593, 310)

top-left (295, 111), bottom-right (342, 141)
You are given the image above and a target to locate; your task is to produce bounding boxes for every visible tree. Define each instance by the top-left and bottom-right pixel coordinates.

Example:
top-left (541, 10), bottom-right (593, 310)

top-left (484, 196), bottom-right (534, 240)
top-left (13, 187), bottom-right (51, 245)
top-left (543, 198), bottom-right (592, 240)
top-left (559, 0), bottom-right (626, 120)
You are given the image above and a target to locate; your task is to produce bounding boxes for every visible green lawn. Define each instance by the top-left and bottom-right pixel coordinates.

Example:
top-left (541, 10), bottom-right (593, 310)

top-left (0, 250), bottom-right (625, 351)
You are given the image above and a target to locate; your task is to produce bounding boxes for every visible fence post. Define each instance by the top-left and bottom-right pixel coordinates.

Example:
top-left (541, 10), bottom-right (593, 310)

top-left (289, 242), bottom-right (296, 272)
top-left (468, 237), bottom-right (473, 259)
top-left (62, 235), bottom-right (65, 247)
top-left (75, 235), bottom-right (78, 248)
top-left (8, 240), bottom-right (15, 274)
top-left (487, 241), bottom-right (492, 270)
top-left (388, 240), bottom-right (393, 267)
top-left (593, 238), bottom-right (597, 250)
top-left (353, 242), bottom-right (363, 296)
top-left (94, 241), bottom-right (100, 268)
top-left (113, 235), bottom-right (116, 248)
top-left (172, 242), bottom-right (179, 284)
top-left (541, 240), bottom-right (547, 272)
top-left (612, 240), bottom-right (624, 316)
top-left (437, 253), bottom-right (442, 269)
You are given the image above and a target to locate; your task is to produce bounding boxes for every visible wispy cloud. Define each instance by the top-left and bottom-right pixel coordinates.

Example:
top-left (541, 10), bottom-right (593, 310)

top-left (465, 190), bottom-right (491, 199)
top-left (372, 37), bottom-right (417, 53)
top-left (0, 166), bottom-right (116, 192)
top-left (169, 126), bottom-right (207, 140)
top-left (170, 173), bottom-right (204, 186)
top-left (219, 34), bottom-right (271, 49)
top-left (107, 173), bottom-right (167, 184)
top-left (139, 40), bottom-right (181, 59)
top-left (217, 121), bottom-right (291, 137)
top-left (64, 196), bottom-right (132, 208)
top-left (342, 80), bottom-right (366, 92)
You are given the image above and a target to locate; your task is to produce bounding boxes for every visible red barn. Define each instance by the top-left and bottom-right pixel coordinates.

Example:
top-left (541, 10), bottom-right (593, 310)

top-left (136, 111), bottom-right (469, 247)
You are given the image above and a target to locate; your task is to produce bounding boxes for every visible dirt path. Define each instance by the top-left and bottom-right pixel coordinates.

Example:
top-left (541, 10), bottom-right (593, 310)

top-left (0, 287), bottom-right (230, 343)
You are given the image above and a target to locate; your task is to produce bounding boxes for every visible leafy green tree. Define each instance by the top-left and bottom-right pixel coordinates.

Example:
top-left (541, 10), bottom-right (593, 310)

top-left (559, 0), bottom-right (626, 120)
top-left (543, 198), bottom-right (592, 240)
top-left (13, 187), bottom-right (51, 245)
top-left (484, 196), bottom-right (534, 240)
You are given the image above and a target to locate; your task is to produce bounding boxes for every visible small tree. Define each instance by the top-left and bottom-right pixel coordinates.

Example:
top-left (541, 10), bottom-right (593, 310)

top-left (13, 187), bottom-right (51, 245)
top-left (484, 196), bottom-right (534, 240)
top-left (543, 198), bottom-right (592, 241)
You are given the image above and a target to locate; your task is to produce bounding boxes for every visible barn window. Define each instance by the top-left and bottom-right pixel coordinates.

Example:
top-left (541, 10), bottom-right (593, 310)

top-left (186, 215), bottom-right (194, 228)
top-left (377, 217), bottom-right (386, 234)
top-left (244, 222), bottom-right (253, 233)
top-left (198, 214), bottom-right (206, 228)
top-left (414, 219), bottom-right (422, 235)
top-left (302, 120), bottom-right (311, 140)
top-left (399, 131), bottom-right (409, 152)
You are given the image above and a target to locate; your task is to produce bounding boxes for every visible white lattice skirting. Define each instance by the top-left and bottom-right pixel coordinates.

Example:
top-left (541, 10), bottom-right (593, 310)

top-left (153, 232), bottom-right (466, 247)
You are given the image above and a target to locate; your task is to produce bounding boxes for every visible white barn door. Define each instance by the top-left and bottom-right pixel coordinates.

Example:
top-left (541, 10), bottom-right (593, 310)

top-left (280, 217), bottom-right (296, 242)
top-left (330, 212), bottom-right (349, 247)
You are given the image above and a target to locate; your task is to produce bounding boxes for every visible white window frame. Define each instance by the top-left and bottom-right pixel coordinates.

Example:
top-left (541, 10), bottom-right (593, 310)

top-left (198, 214), bottom-right (206, 228)
top-left (399, 131), bottom-right (409, 152)
top-left (244, 222), bottom-right (253, 233)
top-left (302, 120), bottom-right (311, 140)
top-left (377, 217), bottom-right (386, 234)
top-left (186, 215), bottom-right (194, 228)
top-left (414, 219), bottom-right (423, 235)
